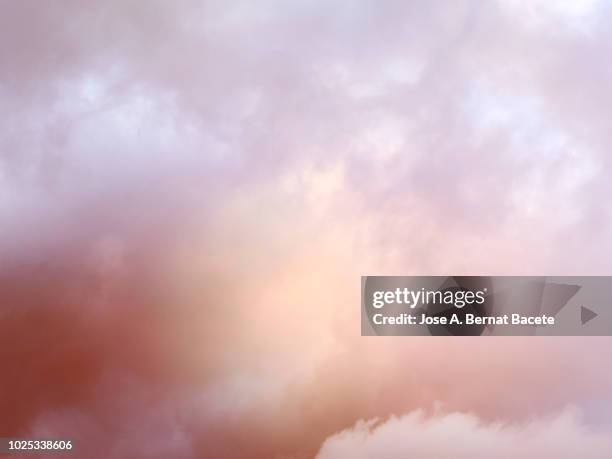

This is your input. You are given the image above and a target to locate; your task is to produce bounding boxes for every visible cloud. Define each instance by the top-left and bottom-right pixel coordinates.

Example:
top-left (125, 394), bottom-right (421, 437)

top-left (2, 1), bottom-right (612, 458)
top-left (316, 409), bottom-right (612, 459)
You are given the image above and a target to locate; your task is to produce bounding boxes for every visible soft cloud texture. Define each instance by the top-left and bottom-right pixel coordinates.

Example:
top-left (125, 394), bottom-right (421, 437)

top-left (2, 0), bottom-right (612, 458)
top-left (316, 409), bottom-right (612, 459)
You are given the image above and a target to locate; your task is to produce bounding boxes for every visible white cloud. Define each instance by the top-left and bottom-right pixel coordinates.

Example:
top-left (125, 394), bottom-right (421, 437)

top-left (316, 409), bottom-right (612, 459)
top-left (498, 0), bottom-right (603, 33)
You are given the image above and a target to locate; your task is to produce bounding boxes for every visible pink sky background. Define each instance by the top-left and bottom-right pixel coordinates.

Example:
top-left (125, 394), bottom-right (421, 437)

top-left (1, 1), bottom-right (612, 458)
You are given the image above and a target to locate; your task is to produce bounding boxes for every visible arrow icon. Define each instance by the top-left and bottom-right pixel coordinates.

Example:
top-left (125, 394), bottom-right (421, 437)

top-left (581, 306), bottom-right (598, 325)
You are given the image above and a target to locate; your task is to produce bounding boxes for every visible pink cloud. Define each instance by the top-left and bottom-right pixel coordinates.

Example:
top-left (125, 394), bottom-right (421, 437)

top-left (2, 1), bottom-right (612, 457)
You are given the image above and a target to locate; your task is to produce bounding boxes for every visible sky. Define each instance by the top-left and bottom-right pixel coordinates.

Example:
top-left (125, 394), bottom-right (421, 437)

top-left (1, 1), bottom-right (612, 458)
